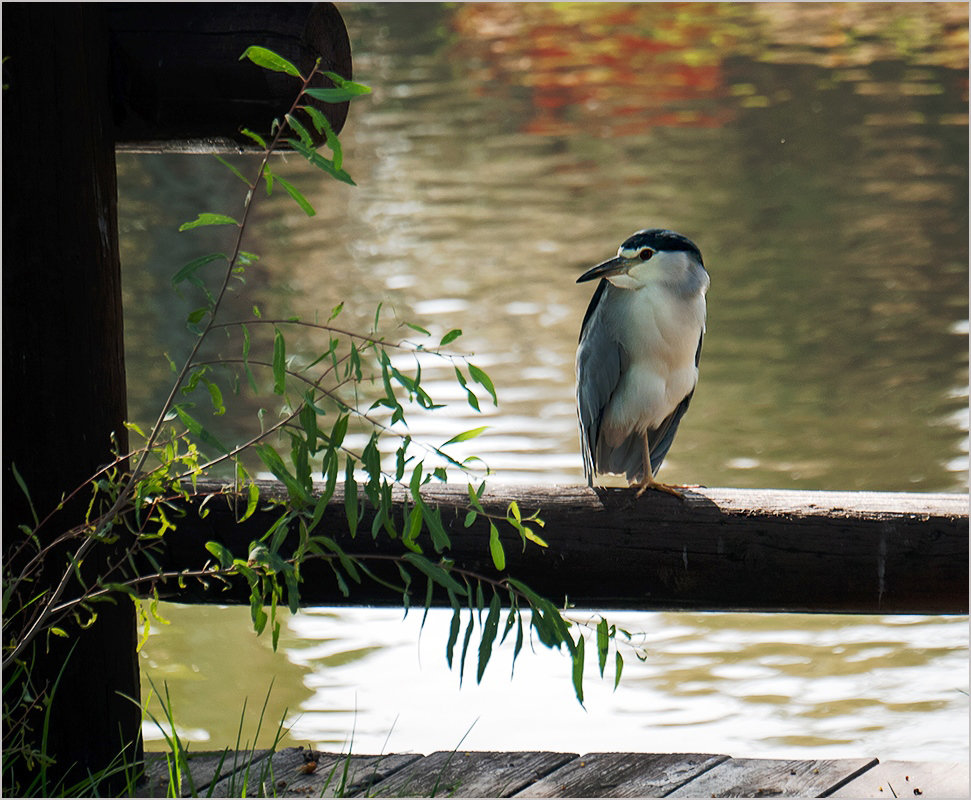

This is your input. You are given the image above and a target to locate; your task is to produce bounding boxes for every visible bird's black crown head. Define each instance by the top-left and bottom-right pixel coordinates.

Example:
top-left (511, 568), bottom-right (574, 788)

top-left (622, 229), bottom-right (703, 265)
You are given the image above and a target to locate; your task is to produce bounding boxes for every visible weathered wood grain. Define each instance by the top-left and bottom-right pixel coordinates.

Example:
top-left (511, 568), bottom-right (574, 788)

top-left (138, 749), bottom-right (273, 797)
top-left (152, 480), bottom-right (969, 613)
top-left (665, 756), bottom-right (879, 797)
top-left (829, 759), bottom-right (969, 798)
top-left (141, 751), bottom-right (971, 798)
top-left (515, 752), bottom-right (730, 797)
top-left (207, 747), bottom-right (422, 798)
top-left (364, 750), bottom-right (579, 797)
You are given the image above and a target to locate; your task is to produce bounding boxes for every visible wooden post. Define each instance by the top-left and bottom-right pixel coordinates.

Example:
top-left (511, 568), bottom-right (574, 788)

top-left (2, 5), bottom-right (353, 790)
top-left (2, 4), bottom-right (139, 790)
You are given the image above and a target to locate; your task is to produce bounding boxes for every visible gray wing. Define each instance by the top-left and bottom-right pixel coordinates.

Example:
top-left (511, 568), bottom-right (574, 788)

top-left (576, 279), bottom-right (624, 484)
top-left (646, 330), bottom-right (704, 474)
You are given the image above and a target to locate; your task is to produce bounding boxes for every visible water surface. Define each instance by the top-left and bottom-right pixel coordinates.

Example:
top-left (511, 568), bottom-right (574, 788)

top-left (121, 3), bottom-right (968, 761)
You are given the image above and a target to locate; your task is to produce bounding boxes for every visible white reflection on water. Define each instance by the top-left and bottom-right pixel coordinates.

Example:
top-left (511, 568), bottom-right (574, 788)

top-left (274, 609), bottom-right (968, 761)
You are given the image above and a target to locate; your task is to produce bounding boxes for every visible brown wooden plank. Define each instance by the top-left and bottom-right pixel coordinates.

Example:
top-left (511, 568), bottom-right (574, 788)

top-left (829, 760), bottom-right (969, 798)
top-left (364, 751), bottom-right (579, 798)
top-left (138, 749), bottom-right (273, 797)
top-left (514, 752), bottom-right (730, 797)
top-left (217, 747), bottom-right (422, 798)
top-left (666, 756), bottom-right (879, 797)
top-left (152, 480), bottom-right (969, 613)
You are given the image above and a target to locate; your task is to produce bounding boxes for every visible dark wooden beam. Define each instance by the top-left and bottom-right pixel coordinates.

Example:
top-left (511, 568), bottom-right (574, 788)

top-left (153, 481), bottom-right (968, 614)
top-left (107, 3), bottom-right (352, 152)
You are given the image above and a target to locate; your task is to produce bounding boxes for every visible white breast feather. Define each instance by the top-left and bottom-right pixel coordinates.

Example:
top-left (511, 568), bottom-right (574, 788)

top-left (599, 255), bottom-right (706, 442)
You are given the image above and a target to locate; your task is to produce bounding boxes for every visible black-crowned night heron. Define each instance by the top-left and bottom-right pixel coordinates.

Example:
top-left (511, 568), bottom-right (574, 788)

top-left (576, 229), bottom-right (709, 497)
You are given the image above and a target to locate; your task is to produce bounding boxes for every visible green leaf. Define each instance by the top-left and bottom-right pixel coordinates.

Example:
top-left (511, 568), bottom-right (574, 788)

top-left (597, 618), bottom-right (609, 677)
top-left (458, 602), bottom-right (475, 687)
top-left (439, 329), bottom-right (463, 346)
top-left (240, 46), bottom-right (302, 78)
top-left (178, 213), bottom-right (238, 232)
top-left (615, 650), bottom-right (624, 691)
top-left (255, 443), bottom-right (310, 506)
top-left (304, 79), bottom-right (373, 102)
top-left (285, 138), bottom-right (355, 185)
top-left (284, 569), bottom-right (300, 616)
top-left (172, 253), bottom-right (226, 286)
top-left (521, 526), bottom-right (548, 548)
top-left (240, 128), bottom-right (267, 149)
top-left (275, 175), bottom-right (316, 217)
top-left (186, 307), bottom-right (208, 325)
top-left (446, 599), bottom-right (462, 669)
top-left (468, 364), bottom-right (498, 406)
top-left (476, 589), bottom-right (501, 683)
top-left (173, 405), bottom-right (230, 455)
top-left (401, 553), bottom-right (465, 596)
top-left (453, 367), bottom-right (480, 412)
top-left (240, 481), bottom-right (260, 523)
top-left (329, 413), bottom-right (349, 449)
top-left (512, 613), bottom-right (524, 678)
top-left (302, 107), bottom-right (341, 163)
top-left (405, 322), bottom-right (431, 336)
top-left (317, 537), bottom-right (361, 584)
top-left (204, 379), bottom-right (225, 416)
top-left (319, 71), bottom-right (373, 94)
top-left (488, 523), bottom-right (505, 571)
top-left (344, 457), bottom-right (359, 538)
top-left (285, 113), bottom-right (315, 147)
top-left (10, 462), bottom-right (38, 526)
top-left (441, 427), bottom-right (488, 448)
top-left (241, 324), bottom-right (259, 392)
top-left (403, 505), bottom-right (424, 554)
top-left (420, 503), bottom-right (451, 553)
top-left (299, 400), bottom-right (319, 454)
top-left (272, 327), bottom-right (286, 394)
top-left (205, 541), bottom-right (234, 569)
top-left (572, 633), bottom-right (585, 705)
top-left (213, 155), bottom-right (250, 185)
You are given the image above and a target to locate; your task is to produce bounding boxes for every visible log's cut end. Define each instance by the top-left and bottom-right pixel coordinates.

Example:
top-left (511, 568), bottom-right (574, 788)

top-left (109, 3), bottom-right (353, 152)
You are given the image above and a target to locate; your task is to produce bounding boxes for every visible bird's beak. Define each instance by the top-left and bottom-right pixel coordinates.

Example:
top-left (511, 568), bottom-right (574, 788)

top-left (576, 256), bottom-right (629, 283)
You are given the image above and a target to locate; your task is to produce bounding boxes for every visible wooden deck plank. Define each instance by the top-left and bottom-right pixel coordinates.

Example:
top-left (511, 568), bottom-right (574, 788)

top-left (364, 750), bottom-right (579, 797)
top-left (249, 748), bottom-right (422, 798)
top-left (514, 752), bottom-right (730, 797)
top-left (138, 751), bottom-right (967, 798)
top-left (138, 749), bottom-right (273, 797)
top-left (829, 760), bottom-right (969, 798)
top-left (665, 756), bottom-right (878, 797)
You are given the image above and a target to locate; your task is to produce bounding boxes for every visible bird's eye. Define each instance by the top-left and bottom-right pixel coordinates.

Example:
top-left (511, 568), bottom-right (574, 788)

top-left (639, 248), bottom-right (655, 261)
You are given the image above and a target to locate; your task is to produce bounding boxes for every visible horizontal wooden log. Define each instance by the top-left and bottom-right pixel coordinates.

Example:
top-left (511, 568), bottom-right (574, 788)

top-left (147, 480), bottom-right (968, 614)
top-left (107, 3), bottom-right (351, 152)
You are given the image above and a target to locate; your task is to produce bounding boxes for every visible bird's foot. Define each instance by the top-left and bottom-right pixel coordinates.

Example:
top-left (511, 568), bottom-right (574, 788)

top-left (634, 480), bottom-right (686, 500)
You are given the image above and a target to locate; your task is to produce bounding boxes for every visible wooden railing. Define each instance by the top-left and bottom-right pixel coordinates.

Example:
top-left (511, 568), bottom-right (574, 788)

top-left (155, 480), bottom-right (969, 615)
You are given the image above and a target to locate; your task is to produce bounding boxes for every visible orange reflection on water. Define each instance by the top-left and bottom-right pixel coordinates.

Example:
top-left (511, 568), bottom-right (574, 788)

top-left (450, 3), bottom-right (737, 136)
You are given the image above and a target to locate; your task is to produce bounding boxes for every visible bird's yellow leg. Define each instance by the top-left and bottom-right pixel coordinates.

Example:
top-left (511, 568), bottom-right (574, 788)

top-left (634, 437), bottom-right (685, 499)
